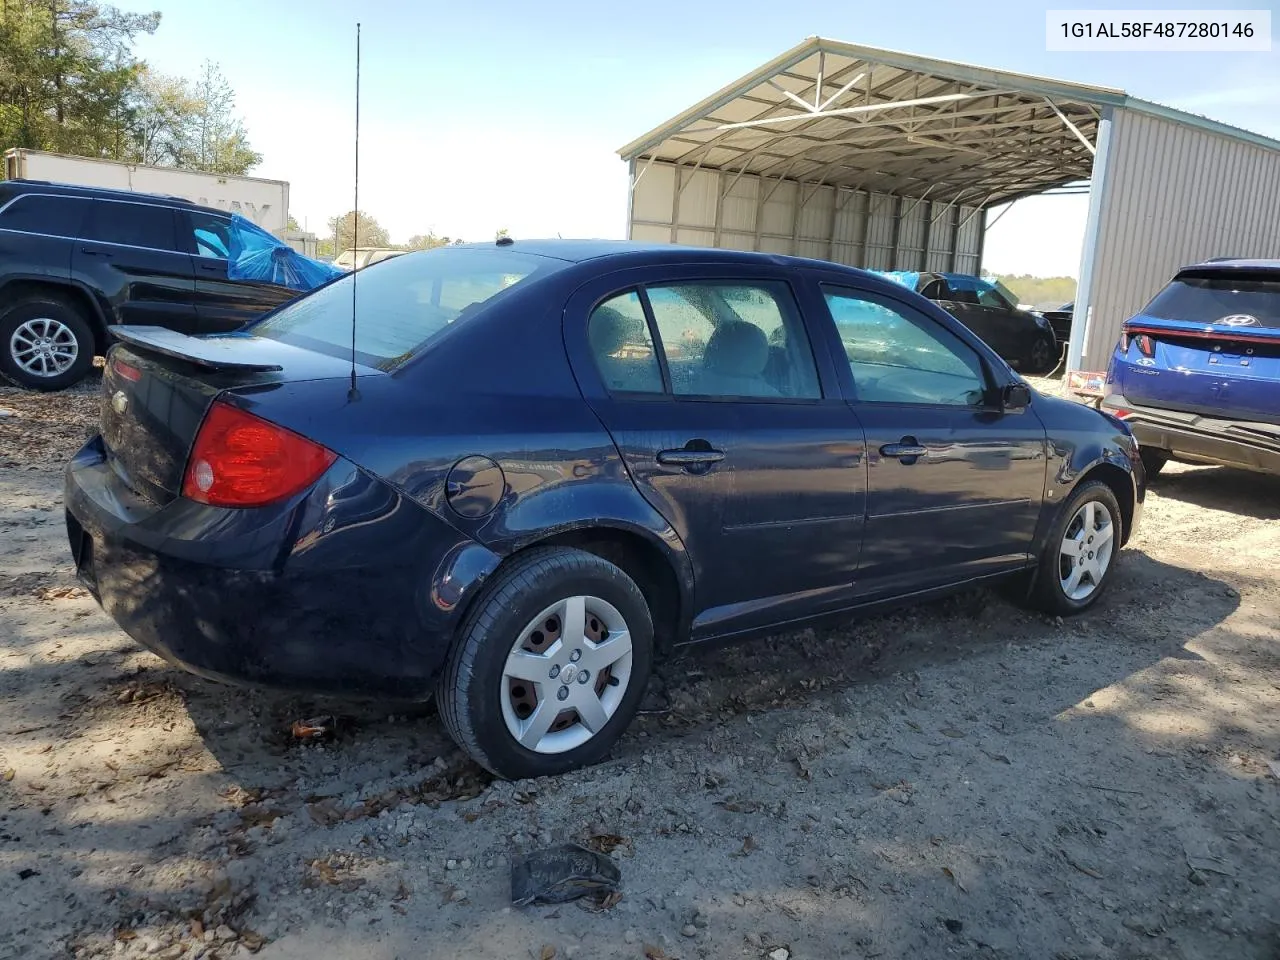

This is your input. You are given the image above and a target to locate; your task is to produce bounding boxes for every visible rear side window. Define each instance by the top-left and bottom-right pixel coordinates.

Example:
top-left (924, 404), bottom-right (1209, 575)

top-left (1145, 275), bottom-right (1280, 328)
top-left (645, 281), bottom-right (820, 399)
top-left (587, 291), bottom-right (663, 394)
top-left (82, 201), bottom-right (179, 251)
top-left (251, 247), bottom-right (561, 370)
top-left (0, 194), bottom-right (88, 238)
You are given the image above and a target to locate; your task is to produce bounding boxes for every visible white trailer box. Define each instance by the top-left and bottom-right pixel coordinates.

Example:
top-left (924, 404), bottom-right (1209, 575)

top-left (3, 149), bottom-right (289, 235)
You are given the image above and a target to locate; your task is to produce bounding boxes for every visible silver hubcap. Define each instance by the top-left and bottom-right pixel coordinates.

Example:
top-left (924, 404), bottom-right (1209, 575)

top-left (1059, 500), bottom-right (1115, 601)
top-left (501, 595), bottom-right (633, 755)
top-left (10, 318), bottom-right (78, 377)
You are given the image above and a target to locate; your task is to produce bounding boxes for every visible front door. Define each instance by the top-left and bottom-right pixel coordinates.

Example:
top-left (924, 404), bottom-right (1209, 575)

top-left (817, 282), bottom-right (1047, 598)
top-left (75, 199), bottom-right (199, 334)
top-left (179, 210), bottom-right (300, 333)
top-left (566, 267), bottom-right (867, 639)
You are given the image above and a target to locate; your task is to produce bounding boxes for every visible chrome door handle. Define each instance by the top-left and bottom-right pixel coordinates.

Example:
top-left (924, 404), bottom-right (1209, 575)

top-left (880, 438), bottom-right (928, 464)
top-left (656, 449), bottom-right (725, 466)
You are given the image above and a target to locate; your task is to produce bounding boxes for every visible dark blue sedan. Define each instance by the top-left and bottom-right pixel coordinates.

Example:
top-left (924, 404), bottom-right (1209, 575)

top-left (65, 241), bottom-right (1144, 779)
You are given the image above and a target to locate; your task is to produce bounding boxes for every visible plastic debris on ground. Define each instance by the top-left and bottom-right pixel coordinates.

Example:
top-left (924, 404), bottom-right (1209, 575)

top-left (225, 214), bottom-right (344, 292)
top-left (510, 843), bottom-right (622, 906)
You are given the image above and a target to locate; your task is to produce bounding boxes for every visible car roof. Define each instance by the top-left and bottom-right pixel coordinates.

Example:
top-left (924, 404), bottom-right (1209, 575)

top-left (1179, 258), bottom-right (1280, 275)
top-left (0, 178), bottom-right (221, 214)
top-left (452, 238), bottom-right (875, 274)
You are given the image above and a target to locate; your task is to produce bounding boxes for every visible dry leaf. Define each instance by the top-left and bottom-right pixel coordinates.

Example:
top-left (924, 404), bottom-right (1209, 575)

top-left (942, 866), bottom-right (968, 892)
top-left (114, 930), bottom-right (137, 942)
top-left (2, 769), bottom-right (13, 782)
top-left (643, 946), bottom-right (670, 960)
top-left (540, 945), bottom-right (557, 960)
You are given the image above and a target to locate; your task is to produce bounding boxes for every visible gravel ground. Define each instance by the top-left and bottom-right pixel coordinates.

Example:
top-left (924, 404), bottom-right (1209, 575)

top-left (2, 374), bottom-right (1278, 960)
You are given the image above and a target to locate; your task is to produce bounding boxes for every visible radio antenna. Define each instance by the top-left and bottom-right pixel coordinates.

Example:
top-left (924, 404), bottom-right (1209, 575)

top-left (347, 22), bottom-right (362, 402)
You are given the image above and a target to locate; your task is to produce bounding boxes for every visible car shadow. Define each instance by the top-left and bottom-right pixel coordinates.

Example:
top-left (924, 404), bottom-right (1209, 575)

top-left (1152, 464), bottom-right (1280, 520)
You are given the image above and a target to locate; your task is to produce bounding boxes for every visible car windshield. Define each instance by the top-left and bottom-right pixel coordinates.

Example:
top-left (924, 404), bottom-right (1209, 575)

top-left (249, 247), bottom-right (562, 369)
top-left (1144, 275), bottom-right (1280, 328)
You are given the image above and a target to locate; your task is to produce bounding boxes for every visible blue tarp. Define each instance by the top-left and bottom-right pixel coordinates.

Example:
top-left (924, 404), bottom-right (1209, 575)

top-left (223, 214), bottom-right (344, 292)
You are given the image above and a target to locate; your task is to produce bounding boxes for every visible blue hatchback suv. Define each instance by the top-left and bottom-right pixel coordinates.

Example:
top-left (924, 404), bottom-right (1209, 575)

top-left (1102, 259), bottom-right (1280, 478)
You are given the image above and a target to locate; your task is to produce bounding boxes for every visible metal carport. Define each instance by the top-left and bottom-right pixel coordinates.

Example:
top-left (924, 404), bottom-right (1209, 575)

top-left (618, 37), bottom-right (1280, 375)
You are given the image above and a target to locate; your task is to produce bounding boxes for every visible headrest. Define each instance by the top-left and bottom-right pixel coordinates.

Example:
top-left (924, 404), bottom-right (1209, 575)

top-left (589, 306), bottom-right (630, 356)
top-left (705, 320), bottom-right (768, 377)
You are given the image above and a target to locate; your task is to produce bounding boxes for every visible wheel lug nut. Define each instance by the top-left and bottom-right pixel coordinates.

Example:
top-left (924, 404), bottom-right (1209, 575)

top-left (570, 649), bottom-right (581, 662)
top-left (556, 686), bottom-right (570, 701)
top-left (577, 671), bottom-right (590, 684)
top-left (549, 665), bottom-right (560, 679)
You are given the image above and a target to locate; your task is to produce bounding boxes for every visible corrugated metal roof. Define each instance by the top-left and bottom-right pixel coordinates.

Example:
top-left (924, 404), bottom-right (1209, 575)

top-left (620, 37), bottom-right (1280, 208)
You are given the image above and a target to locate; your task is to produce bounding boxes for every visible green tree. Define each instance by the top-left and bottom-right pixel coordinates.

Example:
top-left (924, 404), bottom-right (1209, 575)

top-left (495, 226), bottom-right (510, 240)
top-left (185, 60), bottom-right (260, 174)
top-left (328, 210), bottom-right (390, 253)
top-left (0, 1), bottom-right (160, 157)
top-left (403, 232), bottom-right (450, 251)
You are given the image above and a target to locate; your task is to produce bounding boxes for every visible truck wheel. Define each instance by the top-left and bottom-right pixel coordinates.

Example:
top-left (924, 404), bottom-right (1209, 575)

top-left (436, 547), bottom-right (654, 780)
top-left (0, 297), bottom-right (96, 391)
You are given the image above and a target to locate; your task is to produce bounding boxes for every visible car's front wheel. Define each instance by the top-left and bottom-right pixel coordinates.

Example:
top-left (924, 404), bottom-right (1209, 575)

top-left (0, 296), bottom-right (96, 391)
top-left (436, 547), bottom-right (654, 779)
top-left (1029, 336), bottom-right (1057, 374)
top-left (1030, 480), bottom-right (1123, 615)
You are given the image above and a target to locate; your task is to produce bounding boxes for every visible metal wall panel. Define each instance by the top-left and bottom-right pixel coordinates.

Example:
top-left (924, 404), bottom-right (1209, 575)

top-left (1079, 108), bottom-right (1280, 365)
top-left (627, 161), bottom-right (983, 270)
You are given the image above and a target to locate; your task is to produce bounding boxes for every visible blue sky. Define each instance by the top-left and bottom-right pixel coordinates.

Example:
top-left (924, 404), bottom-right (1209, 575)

top-left (124, 0), bottom-right (1279, 277)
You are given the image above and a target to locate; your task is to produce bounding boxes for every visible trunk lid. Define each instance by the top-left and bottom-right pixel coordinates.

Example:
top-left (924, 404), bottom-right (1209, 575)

top-left (1117, 315), bottom-right (1280, 423)
top-left (99, 327), bottom-right (377, 505)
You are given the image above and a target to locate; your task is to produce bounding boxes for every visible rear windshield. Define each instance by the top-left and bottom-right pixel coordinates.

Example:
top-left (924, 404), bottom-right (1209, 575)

top-left (249, 247), bottom-right (562, 369)
top-left (1144, 275), bottom-right (1280, 329)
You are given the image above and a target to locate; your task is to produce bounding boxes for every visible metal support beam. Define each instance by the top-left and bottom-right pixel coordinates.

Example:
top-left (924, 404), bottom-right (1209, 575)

top-left (712, 169), bottom-right (725, 247)
top-left (1045, 97), bottom-right (1096, 156)
top-left (920, 199), bottom-right (933, 271)
top-left (789, 181), bottom-right (805, 256)
top-left (889, 195), bottom-right (904, 270)
top-left (948, 203), bottom-right (961, 271)
top-left (1067, 108), bottom-right (1115, 372)
top-left (708, 90), bottom-right (1020, 132)
top-left (752, 175), bottom-right (769, 251)
top-left (859, 192), bottom-right (874, 267)
top-left (669, 165), bottom-right (682, 243)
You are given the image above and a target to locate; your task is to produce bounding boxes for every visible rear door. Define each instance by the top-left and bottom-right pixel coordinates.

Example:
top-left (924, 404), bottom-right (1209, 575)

top-left (75, 199), bottom-right (199, 333)
top-left (815, 280), bottom-right (1047, 597)
top-left (179, 209), bottom-right (299, 333)
top-left (566, 264), bottom-right (867, 638)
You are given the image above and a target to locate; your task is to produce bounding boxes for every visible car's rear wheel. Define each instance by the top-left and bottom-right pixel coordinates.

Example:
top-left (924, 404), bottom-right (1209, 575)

top-left (436, 547), bottom-right (653, 779)
top-left (0, 296), bottom-right (96, 391)
top-left (1029, 480), bottom-right (1122, 615)
top-left (1139, 447), bottom-right (1168, 478)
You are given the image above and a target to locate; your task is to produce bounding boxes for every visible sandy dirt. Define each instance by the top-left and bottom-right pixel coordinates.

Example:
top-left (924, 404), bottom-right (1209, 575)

top-left (1, 373), bottom-right (1278, 960)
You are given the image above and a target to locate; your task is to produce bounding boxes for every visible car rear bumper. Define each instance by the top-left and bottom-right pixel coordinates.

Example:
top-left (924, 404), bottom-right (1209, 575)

top-left (65, 436), bottom-right (501, 699)
top-left (1101, 392), bottom-right (1280, 476)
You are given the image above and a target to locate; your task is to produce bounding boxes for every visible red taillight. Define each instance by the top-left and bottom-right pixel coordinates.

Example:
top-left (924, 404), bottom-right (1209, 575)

top-left (1134, 334), bottom-right (1155, 357)
top-left (182, 401), bottom-right (336, 507)
top-left (112, 358), bottom-right (142, 382)
top-left (1111, 407), bottom-right (1132, 419)
top-left (1119, 332), bottom-right (1130, 351)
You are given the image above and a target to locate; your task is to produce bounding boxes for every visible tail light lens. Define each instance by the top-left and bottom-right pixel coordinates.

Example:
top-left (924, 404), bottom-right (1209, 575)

top-left (182, 400), bottom-right (336, 507)
top-left (1134, 334), bottom-right (1155, 357)
top-left (1119, 332), bottom-right (1130, 351)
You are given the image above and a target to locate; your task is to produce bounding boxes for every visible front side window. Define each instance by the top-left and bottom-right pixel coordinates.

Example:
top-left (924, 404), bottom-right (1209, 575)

top-left (587, 291), bottom-right (663, 394)
top-left (645, 281), bottom-right (820, 399)
top-left (188, 210), bottom-right (233, 258)
top-left (823, 285), bottom-right (987, 406)
top-left (82, 201), bottom-right (178, 251)
top-left (0, 194), bottom-right (88, 238)
top-left (251, 247), bottom-right (559, 370)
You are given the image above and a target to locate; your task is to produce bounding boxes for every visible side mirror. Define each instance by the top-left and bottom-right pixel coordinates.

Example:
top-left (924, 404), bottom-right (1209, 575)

top-left (1002, 382), bottom-right (1032, 411)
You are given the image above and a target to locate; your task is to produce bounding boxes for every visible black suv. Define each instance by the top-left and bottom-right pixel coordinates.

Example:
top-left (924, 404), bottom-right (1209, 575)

top-left (0, 179), bottom-right (301, 390)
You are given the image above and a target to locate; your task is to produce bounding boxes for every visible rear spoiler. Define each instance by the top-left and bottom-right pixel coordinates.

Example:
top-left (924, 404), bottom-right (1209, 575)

top-left (1122, 315), bottom-right (1280, 345)
top-left (108, 326), bottom-right (284, 371)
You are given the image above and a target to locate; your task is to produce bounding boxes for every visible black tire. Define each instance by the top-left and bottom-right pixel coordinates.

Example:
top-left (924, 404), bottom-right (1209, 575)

top-left (1029, 479), bottom-right (1124, 616)
top-left (1028, 336), bottom-right (1056, 374)
top-left (436, 547), bottom-right (654, 780)
top-left (1139, 447), bottom-right (1168, 479)
top-left (0, 296), bottom-right (96, 391)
